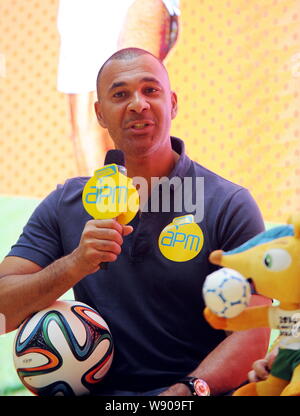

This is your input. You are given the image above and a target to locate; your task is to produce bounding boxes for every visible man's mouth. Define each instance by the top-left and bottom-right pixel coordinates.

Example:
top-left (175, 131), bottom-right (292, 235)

top-left (127, 120), bottom-right (155, 130)
top-left (132, 123), bottom-right (150, 130)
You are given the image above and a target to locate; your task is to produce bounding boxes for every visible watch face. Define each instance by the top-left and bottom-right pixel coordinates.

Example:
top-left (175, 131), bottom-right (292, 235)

top-left (194, 379), bottom-right (210, 396)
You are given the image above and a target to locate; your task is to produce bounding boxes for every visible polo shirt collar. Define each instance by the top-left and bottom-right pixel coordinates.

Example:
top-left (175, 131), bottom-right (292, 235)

top-left (169, 136), bottom-right (192, 180)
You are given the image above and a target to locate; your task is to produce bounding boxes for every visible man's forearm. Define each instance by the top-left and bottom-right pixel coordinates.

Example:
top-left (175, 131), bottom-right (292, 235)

top-left (162, 327), bottom-right (270, 396)
top-left (189, 327), bottom-right (270, 395)
top-left (0, 254), bottom-right (85, 333)
top-left (160, 295), bottom-right (271, 396)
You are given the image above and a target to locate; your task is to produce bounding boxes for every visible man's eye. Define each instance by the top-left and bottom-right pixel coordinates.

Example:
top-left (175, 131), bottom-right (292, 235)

top-left (145, 87), bottom-right (158, 94)
top-left (113, 91), bottom-right (126, 98)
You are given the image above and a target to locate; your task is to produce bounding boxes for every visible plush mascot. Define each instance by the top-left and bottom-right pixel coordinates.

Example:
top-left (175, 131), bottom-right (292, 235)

top-left (204, 214), bottom-right (300, 396)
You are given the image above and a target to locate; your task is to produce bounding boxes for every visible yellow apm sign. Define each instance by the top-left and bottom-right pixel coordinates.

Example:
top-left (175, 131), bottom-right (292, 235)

top-left (159, 215), bottom-right (204, 262)
top-left (82, 164), bottom-right (139, 225)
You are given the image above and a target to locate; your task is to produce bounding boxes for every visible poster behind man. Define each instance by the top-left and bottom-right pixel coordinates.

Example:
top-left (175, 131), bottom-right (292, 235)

top-left (0, 0), bottom-right (300, 237)
top-left (1, 0), bottom-right (300, 396)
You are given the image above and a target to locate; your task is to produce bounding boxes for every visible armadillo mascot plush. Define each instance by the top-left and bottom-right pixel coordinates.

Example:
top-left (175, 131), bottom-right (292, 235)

top-left (204, 215), bottom-right (300, 396)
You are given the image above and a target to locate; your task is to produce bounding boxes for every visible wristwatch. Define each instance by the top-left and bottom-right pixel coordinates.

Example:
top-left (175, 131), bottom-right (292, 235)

top-left (177, 376), bottom-right (210, 396)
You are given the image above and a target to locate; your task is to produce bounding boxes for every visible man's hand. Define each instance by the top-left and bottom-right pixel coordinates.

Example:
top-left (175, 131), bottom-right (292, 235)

top-left (203, 307), bottom-right (228, 330)
top-left (70, 219), bottom-right (133, 276)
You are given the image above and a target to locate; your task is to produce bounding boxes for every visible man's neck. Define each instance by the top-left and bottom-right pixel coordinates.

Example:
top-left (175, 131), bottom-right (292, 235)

top-left (126, 149), bottom-right (179, 193)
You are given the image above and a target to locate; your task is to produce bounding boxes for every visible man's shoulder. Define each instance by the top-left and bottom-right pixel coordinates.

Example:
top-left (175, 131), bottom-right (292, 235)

top-left (190, 159), bottom-right (244, 192)
top-left (61, 176), bottom-right (90, 187)
top-left (42, 176), bottom-right (90, 209)
top-left (55, 176), bottom-right (90, 198)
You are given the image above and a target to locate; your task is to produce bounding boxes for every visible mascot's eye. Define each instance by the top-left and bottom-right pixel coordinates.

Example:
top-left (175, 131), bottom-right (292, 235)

top-left (264, 254), bottom-right (272, 267)
top-left (263, 249), bottom-right (292, 271)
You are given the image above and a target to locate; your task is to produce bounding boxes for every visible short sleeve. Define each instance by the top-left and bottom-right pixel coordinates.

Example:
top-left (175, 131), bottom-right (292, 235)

top-left (7, 186), bottom-right (64, 267)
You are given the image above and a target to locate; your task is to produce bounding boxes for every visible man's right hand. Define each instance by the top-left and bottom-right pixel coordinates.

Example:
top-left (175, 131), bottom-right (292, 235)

top-left (70, 219), bottom-right (133, 276)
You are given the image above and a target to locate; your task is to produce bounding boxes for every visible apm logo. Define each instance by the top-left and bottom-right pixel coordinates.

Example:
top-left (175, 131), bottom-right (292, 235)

top-left (82, 164), bottom-right (139, 222)
top-left (84, 165), bottom-right (128, 205)
top-left (158, 215), bottom-right (204, 262)
top-left (84, 184), bottom-right (128, 205)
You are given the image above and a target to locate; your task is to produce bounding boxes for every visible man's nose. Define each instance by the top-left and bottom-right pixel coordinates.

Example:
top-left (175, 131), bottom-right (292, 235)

top-left (128, 92), bottom-right (150, 113)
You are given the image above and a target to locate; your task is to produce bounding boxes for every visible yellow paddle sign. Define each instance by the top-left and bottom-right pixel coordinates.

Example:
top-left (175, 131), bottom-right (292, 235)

top-left (82, 163), bottom-right (139, 225)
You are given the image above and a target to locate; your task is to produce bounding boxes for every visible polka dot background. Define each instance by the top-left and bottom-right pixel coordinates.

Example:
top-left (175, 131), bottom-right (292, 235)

top-left (0, 0), bottom-right (75, 197)
top-left (0, 0), bottom-right (300, 223)
top-left (168, 0), bottom-right (300, 223)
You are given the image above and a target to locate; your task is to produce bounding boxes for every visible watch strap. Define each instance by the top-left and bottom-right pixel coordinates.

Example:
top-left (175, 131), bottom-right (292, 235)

top-left (177, 376), bottom-right (210, 396)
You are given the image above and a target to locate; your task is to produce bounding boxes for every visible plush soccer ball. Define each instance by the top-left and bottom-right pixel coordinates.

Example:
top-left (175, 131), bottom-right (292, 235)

top-left (202, 268), bottom-right (251, 318)
top-left (13, 300), bottom-right (113, 396)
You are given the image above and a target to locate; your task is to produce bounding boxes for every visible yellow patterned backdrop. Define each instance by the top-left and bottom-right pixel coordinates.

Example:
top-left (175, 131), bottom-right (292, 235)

top-left (1, 0), bottom-right (300, 223)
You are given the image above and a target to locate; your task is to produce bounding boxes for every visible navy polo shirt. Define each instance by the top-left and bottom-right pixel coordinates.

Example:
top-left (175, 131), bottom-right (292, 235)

top-left (8, 137), bottom-right (265, 391)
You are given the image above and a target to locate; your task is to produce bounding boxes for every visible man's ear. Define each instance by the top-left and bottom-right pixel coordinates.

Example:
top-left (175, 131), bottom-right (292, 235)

top-left (94, 101), bottom-right (107, 128)
top-left (170, 91), bottom-right (178, 120)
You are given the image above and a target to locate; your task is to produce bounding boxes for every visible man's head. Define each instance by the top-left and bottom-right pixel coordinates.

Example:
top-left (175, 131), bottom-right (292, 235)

top-left (96, 48), bottom-right (169, 100)
top-left (94, 47), bottom-right (177, 158)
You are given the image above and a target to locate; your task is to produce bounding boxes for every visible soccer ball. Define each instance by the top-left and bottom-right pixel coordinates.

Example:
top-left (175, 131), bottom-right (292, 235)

top-left (13, 300), bottom-right (113, 396)
top-left (202, 268), bottom-right (251, 318)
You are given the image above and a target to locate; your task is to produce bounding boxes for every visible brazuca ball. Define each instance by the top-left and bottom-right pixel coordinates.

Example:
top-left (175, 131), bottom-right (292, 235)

top-left (13, 300), bottom-right (113, 396)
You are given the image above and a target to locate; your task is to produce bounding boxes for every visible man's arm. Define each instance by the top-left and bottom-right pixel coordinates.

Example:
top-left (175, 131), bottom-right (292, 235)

top-left (0, 219), bottom-right (133, 333)
top-left (160, 294), bottom-right (271, 396)
top-left (0, 254), bottom-right (86, 333)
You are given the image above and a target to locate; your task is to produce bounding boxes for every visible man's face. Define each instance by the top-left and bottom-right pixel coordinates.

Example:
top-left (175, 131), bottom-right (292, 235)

top-left (95, 54), bottom-right (177, 158)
